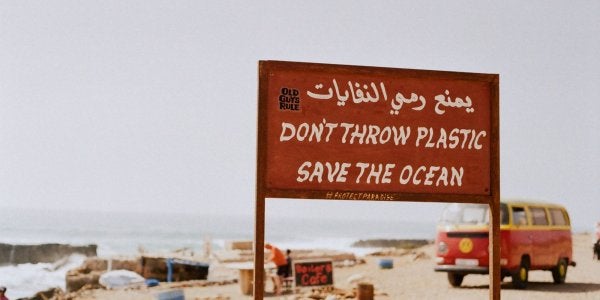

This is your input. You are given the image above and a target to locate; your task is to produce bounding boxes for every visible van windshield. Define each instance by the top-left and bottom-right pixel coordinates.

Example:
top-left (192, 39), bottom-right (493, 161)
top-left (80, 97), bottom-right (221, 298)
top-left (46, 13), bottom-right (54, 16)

top-left (439, 203), bottom-right (508, 225)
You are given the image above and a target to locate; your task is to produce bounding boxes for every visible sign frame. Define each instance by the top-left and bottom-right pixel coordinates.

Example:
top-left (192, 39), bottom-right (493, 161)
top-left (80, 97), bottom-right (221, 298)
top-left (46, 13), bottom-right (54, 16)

top-left (255, 60), bottom-right (500, 299)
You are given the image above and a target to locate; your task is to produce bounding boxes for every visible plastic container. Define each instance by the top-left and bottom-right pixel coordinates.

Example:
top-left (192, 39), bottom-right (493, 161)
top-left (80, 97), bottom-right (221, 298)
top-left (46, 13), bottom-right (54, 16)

top-left (146, 278), bottom-right (160, 287)
top-left (378, 258), bottom-right (394, 269)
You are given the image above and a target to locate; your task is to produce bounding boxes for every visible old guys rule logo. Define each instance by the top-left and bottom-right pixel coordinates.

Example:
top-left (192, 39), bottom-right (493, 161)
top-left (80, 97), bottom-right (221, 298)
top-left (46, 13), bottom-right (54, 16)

top-left (278, 87), bottom-right (301, 111)
top-left (265, 65), bottom-right (493, 196)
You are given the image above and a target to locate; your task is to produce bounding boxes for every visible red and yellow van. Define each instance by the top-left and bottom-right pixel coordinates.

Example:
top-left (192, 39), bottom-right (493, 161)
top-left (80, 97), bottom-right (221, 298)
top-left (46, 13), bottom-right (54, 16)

top-left (434, 201), bottom-right (575, 289)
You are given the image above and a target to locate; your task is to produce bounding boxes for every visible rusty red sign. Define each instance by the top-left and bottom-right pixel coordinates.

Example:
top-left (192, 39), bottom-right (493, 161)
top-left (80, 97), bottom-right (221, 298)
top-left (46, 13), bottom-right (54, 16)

top-left (258, 61), bottom-right (498, 202)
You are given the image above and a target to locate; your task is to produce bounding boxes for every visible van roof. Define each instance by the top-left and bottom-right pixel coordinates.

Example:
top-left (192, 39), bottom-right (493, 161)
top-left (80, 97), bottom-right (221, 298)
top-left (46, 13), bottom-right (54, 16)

top-left (501, 199), bottom-right (567, 210)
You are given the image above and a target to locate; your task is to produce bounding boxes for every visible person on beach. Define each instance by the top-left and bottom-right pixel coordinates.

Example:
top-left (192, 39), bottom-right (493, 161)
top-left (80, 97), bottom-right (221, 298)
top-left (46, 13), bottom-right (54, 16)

top-left (264, 243), bottom-right (288, 295)
top-left (0, 286), bottom-right (8, 300)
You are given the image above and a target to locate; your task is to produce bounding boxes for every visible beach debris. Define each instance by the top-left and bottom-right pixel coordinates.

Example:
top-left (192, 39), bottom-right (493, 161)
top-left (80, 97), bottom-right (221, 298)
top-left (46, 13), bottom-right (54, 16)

top-left (99, 269), bottom-right (145, 289)
top-left (294, 286), bottom-right (356, 299)
top-left (378, 258), bottom-right (394, 269)
top-left (346, 273), bottom-right (372, 285)
top-left (335, 258), bottom-right (364, 268)
top-left (412, 251), bottom-right (430, 261)
top-left (367, 248), bottom-right (409, 257)
top-left (66, 256), bottom-right (140, 292)
top-left (342, 259), bottom-right (355, 267)
top-left (145, 278), bottom-right (160, 287)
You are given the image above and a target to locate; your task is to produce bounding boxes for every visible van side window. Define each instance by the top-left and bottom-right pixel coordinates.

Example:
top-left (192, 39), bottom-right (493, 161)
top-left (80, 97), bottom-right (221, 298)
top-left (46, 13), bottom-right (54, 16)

top-left (550, 208), bottom-right (567, 226)
top-left (530, 207), bottom-right (549, 226)
top-left (512, 207), bottom-right (527, 225)
top-left (500, 204), bottom-right (509, 225)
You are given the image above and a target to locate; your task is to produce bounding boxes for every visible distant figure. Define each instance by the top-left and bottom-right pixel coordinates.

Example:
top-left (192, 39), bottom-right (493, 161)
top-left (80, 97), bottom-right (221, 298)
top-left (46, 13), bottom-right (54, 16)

top-left (285, 249), bottom-right (292, 277)
top-left (264, 243), bottom-right (288, 295)
top-left (0, 286), bottom-right (9, 300)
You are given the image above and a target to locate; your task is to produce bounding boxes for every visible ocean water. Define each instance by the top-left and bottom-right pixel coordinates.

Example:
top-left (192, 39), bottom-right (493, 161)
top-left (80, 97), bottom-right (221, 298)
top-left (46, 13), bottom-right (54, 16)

top-left (0, 255), bottom-right (86, 299)
top-left (0, 208), bottom-right (436, 298)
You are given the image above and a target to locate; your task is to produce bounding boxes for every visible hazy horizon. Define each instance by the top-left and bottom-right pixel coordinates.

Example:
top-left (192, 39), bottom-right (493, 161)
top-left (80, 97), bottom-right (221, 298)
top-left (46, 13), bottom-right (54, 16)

top-left (1, 1), bottom-right (599, 231)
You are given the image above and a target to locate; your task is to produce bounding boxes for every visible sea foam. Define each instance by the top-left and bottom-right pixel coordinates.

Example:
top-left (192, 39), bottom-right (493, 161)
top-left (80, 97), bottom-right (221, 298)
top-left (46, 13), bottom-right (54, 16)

top-left (0, 254), bottom-right (86, 299)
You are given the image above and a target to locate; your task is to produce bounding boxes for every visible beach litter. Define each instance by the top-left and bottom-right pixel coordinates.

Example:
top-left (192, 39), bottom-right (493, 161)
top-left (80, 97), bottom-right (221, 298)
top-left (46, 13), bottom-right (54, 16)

top-left (294, 285), bottom-right (362, 299)
top-left (346, 273), bottom-right (371, 285)
top-left (146, 278), bottom-right (160, 287)
top-left (378, 258), bottom-right (393, 269)
top-left (99, 270), bottom-right (145, 289)
top-left (412, 251), bottom-right (429, 261)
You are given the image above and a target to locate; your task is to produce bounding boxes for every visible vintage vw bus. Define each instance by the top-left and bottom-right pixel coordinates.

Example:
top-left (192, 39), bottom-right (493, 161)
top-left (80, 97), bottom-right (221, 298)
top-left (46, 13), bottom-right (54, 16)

top-left (434, 201), bottom-right (575, 289)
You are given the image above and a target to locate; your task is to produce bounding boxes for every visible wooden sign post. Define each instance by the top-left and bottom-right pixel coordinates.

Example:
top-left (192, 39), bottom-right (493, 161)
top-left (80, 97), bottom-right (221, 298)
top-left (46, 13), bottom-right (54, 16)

top-left (256, 61), bottom-right (500, 299)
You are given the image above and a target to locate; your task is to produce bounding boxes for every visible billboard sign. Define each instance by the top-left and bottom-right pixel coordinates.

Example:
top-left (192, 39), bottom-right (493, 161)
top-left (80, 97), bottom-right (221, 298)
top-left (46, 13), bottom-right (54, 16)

top-left (258, 61), bottom-right (498, 203)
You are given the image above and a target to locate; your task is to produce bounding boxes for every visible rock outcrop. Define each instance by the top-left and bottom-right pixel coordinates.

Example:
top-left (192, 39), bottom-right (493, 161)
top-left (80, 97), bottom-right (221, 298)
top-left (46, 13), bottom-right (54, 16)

top-left (0, 243), bottom-right (97, 265)
top-left (66, 255), bottom-right (210, 292)
top-left (66, 256), bottom-right (140, 292)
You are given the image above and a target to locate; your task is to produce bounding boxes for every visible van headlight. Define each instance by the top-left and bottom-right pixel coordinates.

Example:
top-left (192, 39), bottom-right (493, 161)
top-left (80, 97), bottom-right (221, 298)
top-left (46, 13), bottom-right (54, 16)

top-left (438, 241), bottom-right (448, 255)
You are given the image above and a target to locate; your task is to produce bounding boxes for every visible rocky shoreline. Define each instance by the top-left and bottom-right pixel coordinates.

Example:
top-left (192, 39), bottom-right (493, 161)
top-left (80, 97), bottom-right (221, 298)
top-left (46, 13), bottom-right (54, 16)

top-left (6, 239), bottom-right (365, 299)
top-left (0, 243), bottom-right (97, 265)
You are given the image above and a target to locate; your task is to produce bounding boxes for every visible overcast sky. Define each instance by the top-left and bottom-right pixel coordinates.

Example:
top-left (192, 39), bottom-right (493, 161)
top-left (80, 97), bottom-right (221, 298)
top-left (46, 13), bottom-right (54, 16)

top-left (1, 1), bottom-right (599, 230)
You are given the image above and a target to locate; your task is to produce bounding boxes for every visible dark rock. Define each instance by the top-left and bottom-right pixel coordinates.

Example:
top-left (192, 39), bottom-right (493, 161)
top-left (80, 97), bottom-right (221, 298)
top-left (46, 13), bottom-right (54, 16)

top-left (0, 243), bottom-right (97, 265)
top-left (65, 270), bottom-right (103, 292)
top-left (19, 287), bottom-right (63, 300)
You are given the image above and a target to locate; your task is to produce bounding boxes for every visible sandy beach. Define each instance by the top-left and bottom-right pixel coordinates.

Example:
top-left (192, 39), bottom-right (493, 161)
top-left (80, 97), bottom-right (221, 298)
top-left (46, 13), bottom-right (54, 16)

top-left (56, 233), bottom-right (600, 300)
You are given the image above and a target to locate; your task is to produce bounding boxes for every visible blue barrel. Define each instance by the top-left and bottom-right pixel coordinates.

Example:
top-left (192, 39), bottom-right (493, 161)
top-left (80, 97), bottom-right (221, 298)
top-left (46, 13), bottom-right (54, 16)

top-left (379, 258), bottom-right (394, 269)
top-left (145, 278), bottom-right (160, 287)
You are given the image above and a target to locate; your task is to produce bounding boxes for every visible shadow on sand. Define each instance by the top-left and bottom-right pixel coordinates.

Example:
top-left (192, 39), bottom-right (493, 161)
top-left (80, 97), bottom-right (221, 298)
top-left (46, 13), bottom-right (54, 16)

top-left (462, 281), bottom-right (600, 293)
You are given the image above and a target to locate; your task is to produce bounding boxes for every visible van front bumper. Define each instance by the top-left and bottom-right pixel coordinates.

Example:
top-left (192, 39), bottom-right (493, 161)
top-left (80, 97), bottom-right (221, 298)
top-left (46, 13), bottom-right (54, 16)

top-left (434, 265), bottom-right (489, 274)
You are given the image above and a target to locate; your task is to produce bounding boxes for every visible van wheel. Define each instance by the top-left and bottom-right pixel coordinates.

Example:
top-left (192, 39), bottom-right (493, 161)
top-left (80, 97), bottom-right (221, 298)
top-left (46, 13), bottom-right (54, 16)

top-left (512, 257), bottom-right (529, 289)
top-left (552, 258), bottom-right (568, 284)
top-left (447, 272), bottom-right (465, 287)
